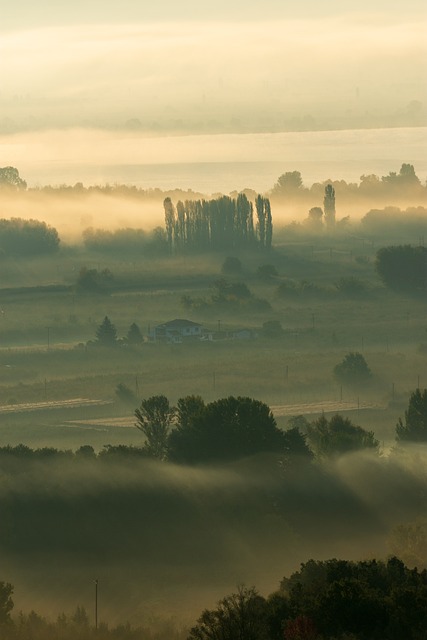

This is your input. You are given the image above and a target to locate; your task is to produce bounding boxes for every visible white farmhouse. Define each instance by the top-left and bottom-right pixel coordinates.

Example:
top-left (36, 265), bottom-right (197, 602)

top-left (150, 319), bottom-right (203, 343)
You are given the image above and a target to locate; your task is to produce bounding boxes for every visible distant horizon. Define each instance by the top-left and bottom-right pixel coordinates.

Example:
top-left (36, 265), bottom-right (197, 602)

top-left (2, 126), bottom-right (426, 193)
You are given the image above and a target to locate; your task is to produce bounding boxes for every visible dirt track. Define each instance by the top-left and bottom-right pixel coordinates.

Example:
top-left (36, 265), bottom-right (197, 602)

top-left (0, 398), bottom-right (112, 414)
top-left (270, 400), bottom-right (383, 417)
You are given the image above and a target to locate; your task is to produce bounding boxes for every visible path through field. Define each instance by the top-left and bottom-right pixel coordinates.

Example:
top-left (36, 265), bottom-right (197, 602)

top-left (270, 400), bottom-right (383, 417)
top-left (0, 398), bottom-right (112, 414)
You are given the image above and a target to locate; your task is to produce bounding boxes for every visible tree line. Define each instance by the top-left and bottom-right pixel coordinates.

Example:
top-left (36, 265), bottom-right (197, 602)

top-left (2, 163), bottom-right (423, 200)
top-left (0, 390), bottom-right (423, 466)
top-left (271, 163), bottom-right (425, 200)
top-left (133, 389), bottom-right (426, 464)
top-left (163, 193), bottom-right (272, 253)
top-left (0, 218), bottom-right (59, 256)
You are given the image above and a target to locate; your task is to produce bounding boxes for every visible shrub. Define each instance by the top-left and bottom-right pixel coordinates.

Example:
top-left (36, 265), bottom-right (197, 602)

top-left (221, 256), bottom-right (243, 274)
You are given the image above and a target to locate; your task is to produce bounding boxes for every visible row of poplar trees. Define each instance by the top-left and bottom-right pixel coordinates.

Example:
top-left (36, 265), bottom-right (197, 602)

top-left (163, 193), bottom-right (272, 253)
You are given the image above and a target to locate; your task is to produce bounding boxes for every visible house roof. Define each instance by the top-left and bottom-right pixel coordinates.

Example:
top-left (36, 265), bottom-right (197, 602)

top-left (161, 319), bottom-right (202, 329)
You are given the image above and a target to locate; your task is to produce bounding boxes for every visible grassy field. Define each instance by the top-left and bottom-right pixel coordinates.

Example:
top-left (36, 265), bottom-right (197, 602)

top-left (0, 233), bottom-right (425, 450)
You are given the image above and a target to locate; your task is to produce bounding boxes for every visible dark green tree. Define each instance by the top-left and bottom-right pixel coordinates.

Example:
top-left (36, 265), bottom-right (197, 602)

top-left (257, 264), bottom-right (278, 279)
top-left (334, 352), bottom-right (371, 384)
top-left (282, 427), bottom-right (314, 464)
top-left (163, 197), bottom-right (175, 252)
top-left (135, 395), bottom-right (175, 460)
top-left (0, 581), bottom-right (13, 624)
top-left (115, 383), bottom-right (138, 405)
top-left (306, 206), bottom-right (323, 230)
top-left (396, 388), bottom-right (427, 442)
top-left (375, 245), bottom-right (427, 292)
top-left (306, 414), bottom-right (379, 458)
top-left (126, 322), bottom-right (143, 345)
top-left (255, 195), bottom-right (266, 247)
top-left (176, 395), bottom-right (205, 429)
top-left (280, 557), bottom-right (427, 640)
top-left (323, 184), bottom-right (336, 229)
top-left (169, 396), bottom-right (285, 464)
top-left (265, 198), bottom-right (273, 249)
top-left (221, 256), bottom-right (243, 274)
top-left (95, 316), bottom-right (118, 346)
top-left (77, 267), bottom-right (113, 293)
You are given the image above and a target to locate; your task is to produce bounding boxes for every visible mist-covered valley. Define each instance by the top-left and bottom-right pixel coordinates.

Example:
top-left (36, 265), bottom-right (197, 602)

top-left (0, 154), bottom-right (426, 638)
top-left (1, 444), bottom-right (426, 631)
top-left (2, 0), bottom-right (427, 634)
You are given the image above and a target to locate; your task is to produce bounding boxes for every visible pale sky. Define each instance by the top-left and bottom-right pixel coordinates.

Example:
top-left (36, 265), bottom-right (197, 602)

top-left (0, 0), bottom-right (426, 134)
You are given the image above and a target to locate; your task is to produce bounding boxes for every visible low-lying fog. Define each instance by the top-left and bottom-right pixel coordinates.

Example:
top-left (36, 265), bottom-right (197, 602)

top-left (1, 447), bottom-right (426, 628)
top-left (1, 127), bottom-right (426, 241)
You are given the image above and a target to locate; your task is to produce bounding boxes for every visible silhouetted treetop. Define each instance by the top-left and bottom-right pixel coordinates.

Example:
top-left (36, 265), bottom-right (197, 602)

top-left (0, 166), bottom-right (26, 190)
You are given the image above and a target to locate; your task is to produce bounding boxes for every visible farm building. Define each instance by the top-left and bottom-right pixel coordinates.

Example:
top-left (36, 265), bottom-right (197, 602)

top-left (149, 319), bottom-right (203, 343)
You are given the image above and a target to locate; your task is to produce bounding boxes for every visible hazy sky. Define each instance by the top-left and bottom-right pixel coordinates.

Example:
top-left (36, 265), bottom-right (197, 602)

top-left (1, 0), bottom-right (426, 133)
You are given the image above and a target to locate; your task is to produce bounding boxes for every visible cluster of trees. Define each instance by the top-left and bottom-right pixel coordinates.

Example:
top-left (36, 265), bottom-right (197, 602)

top-left (375, 245), bottom-right (427, 293)
top-left (276, 277), bottom-right (371, 300)
top-left (181, 278), bottom-right (270, 312)
top-left (303, 185), bottom-right (337, 231)
top-left (305, 414), bottom-right (379, 458)
top-left (0, 390), bottom-right (422, 467)
top-left (271, 164), bottom-right (425, 200)
top-left (33, 181), bottom-right (206, 203)
top-left (135, 395), bottom-right (312, 464)
top-left (0, 218), bottom-right (59, 256)
top-left (361, 206), bottom-right (427, 239)
top-left (82, 227), bottom-right (169, 256)
top-left (76, 267), bottom-right (114, 293)
top-left (135, 389), bottom-right (426, 464)
top-left (163, 193), bottom-right (272, 253)
top-left (189, 557), bottom-right (427, 640)
top-left (89, 316), bottom-right (143, 347)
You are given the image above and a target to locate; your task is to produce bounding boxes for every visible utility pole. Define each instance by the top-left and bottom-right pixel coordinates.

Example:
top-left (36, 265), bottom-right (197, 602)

top-left (46, 326), bottom-right (51, 350)
top-left (94, 579), bottom-right (98, 631)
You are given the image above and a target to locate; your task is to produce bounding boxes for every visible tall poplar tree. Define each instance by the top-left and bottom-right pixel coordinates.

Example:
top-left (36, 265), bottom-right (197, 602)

top-left (324, 184), bottom-right (336, 229)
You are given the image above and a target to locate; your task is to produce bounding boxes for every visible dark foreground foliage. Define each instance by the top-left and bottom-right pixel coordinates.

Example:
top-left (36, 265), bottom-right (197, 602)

top-left (189, 558), bottom-right (427, 640)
